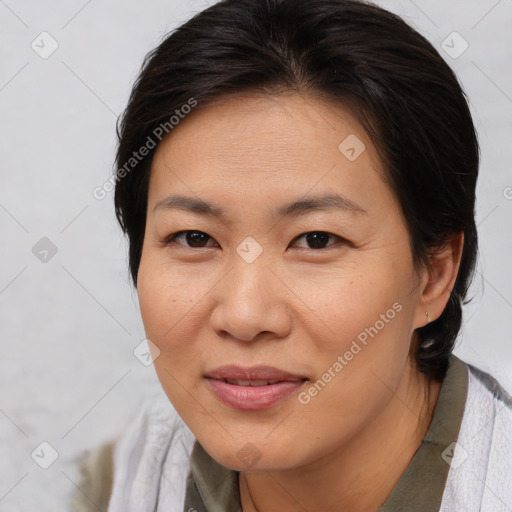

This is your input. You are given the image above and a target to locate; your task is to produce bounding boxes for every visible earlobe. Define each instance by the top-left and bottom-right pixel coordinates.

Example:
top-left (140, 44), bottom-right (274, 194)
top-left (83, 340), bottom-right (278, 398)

top-left (416, 232), bottom-right (464, 328)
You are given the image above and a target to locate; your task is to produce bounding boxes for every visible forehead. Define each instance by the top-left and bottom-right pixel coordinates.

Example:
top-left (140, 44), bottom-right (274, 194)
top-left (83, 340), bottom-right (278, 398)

top-left (148, 92), bottom-right (391, 214)
top-left (155, 91), bottom-right (378, 161)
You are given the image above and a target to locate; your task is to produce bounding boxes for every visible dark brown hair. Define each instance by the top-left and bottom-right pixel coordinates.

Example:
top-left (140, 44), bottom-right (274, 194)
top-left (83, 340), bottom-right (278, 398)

top-left (114, 0), bottom-right (479, 381)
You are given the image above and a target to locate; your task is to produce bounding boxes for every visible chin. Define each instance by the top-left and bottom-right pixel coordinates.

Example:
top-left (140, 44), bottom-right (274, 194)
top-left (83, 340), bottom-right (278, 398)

top-left (198, 435), bottom-right (304, 472)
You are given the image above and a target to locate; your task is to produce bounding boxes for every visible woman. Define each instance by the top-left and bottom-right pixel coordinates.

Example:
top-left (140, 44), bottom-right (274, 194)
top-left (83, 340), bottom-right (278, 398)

top-left (71, 0), bottom-right (512, 510)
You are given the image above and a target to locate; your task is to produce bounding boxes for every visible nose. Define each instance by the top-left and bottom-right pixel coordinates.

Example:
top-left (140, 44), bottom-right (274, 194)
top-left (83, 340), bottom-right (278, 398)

top-left (209, 259), bottom-right (292, 342)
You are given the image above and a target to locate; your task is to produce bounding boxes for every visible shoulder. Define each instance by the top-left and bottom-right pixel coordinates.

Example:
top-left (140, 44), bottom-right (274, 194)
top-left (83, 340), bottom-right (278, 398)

top-left (440, 357), bottom-right (512, 511)
top-left (463, 358), bottom-right (512, 444)
top-left (69, 438), bottom-right (116, 512)
top-left (466, 361), bottom-right (512, 408)
top-left (69, 392), bottom-right (195, 511)
top-left (461, 357), bottom-right (512, 452)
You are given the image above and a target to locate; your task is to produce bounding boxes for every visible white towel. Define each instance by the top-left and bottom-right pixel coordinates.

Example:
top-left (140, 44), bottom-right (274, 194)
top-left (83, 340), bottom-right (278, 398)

top-left (107, 388), bottom-right (196, 512)
top-left (440, 367), bottom-right (512, 511)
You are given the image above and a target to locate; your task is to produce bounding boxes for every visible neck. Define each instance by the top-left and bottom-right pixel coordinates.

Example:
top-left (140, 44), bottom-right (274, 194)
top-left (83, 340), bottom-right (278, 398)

top-left (239, 361), bottom-right (442, 512)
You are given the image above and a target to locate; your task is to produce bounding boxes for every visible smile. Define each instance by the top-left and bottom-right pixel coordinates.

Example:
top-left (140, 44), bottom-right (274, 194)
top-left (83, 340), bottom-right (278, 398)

top-left (204, 365), bottom-right (308, 410)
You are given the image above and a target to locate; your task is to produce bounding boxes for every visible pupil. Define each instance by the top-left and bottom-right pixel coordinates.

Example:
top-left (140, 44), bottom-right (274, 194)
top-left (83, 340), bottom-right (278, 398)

top-left (306, 232), bottom-right (329, 249)
top-left (187, 231), bottom-right (208, 247)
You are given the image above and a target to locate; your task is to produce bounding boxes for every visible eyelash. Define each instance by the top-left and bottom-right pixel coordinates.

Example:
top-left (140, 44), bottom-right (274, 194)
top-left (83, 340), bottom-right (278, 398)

top-left (162, 230), bottom-right (348, 251)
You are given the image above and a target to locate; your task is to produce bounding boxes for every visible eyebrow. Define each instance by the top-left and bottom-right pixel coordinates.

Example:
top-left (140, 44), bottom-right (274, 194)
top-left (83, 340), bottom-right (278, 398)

top-left (153, 193), bottom-right (367, 222)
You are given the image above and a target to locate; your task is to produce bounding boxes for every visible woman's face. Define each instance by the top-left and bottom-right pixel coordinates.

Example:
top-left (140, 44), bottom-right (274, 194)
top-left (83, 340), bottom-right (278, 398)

top-left (137, 92), bottom-right (428, 471)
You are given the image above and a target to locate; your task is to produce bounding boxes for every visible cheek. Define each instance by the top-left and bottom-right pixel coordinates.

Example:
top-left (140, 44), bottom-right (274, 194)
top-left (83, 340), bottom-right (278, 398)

top-left (137, 263), bottom-right (195, 384)
top-left (294, 261), bottom-right (417, 402)
top-left (136, 252), bottom-right (226, 386)
top-left (137, 254), bottom-right (206, 340)
top-left (137, 260), bottom-right (208, 415)
top-left (294, 262), bottom-right (411, 349)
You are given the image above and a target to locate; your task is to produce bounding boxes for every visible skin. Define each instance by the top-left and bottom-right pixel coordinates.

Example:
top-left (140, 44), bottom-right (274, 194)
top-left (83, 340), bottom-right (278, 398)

top-left (137, 91), bottom-right (463, 512)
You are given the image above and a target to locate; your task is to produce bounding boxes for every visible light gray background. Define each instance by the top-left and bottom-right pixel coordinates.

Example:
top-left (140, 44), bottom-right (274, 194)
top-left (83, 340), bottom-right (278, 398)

top-left (1, 0), bottom-right (511, 509)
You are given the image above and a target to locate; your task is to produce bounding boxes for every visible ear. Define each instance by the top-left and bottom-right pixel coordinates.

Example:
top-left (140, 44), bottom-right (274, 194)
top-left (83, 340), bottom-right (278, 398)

top-left (414, 232), bottom-right (464, 328)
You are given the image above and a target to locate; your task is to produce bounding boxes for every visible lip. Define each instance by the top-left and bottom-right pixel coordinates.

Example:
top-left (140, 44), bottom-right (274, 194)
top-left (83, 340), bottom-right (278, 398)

top-left (205, 365), bottom-right (308, 410)
top-left (205, 365), bottom-right (307, 381)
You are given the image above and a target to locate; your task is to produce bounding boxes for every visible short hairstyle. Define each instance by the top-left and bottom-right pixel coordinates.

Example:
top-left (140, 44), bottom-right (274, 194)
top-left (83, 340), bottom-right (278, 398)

top-left (114, 0), bottom-right (479, 382)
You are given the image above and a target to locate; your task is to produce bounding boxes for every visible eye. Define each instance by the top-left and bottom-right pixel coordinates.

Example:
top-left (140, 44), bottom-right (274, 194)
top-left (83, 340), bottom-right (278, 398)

top-left (290, 231), bottom-right (345, 250)
top-left (163, 230), bottom-right (347, 251)
top-left (163, 230), bottom-right (218, 248)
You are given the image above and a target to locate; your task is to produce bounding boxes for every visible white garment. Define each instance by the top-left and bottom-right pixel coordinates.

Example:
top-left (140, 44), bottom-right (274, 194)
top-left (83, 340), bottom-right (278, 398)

top-left (439, 366), bottom-right (512, 511)
top-left (107, 387), bottom-right (196, 512)
top-left (107, 364), bottom-right (512, 512)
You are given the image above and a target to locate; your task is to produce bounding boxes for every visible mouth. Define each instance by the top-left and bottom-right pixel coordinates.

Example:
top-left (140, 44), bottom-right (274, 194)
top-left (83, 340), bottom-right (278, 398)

top-left (219, 378), bottom-right (299, 386)
top-left (205, 364), bottom-right (307, 381)
top-left (204, 365), bottom-right (309, 410)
